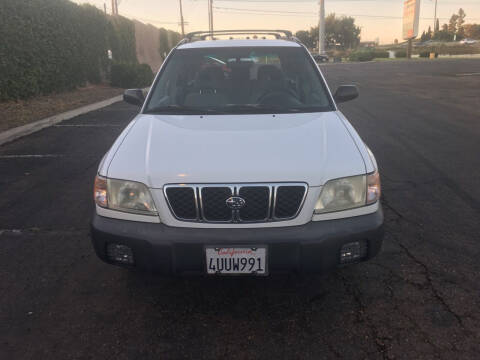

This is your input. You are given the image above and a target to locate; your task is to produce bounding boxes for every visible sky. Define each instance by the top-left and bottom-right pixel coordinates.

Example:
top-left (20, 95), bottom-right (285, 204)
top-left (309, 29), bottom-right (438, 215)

top-left (74, 0), bottom-right (480, 44)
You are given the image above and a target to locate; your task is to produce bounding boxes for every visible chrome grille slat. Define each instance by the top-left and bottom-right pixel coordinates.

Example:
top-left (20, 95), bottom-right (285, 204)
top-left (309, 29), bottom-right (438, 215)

top-left (164, 183), bottom-right (307, 223)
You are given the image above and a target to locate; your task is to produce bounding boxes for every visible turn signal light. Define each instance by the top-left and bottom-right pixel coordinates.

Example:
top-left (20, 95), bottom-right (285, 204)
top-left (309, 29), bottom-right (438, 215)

top-left (367, 171), bottom-right (381, 204)
top-left (94, 175), bottom-right (108, 208)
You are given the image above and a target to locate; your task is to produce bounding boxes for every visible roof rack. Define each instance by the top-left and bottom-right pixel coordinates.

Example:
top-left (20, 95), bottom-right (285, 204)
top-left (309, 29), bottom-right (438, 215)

top-left (184, 29), bottom-right (294, 41)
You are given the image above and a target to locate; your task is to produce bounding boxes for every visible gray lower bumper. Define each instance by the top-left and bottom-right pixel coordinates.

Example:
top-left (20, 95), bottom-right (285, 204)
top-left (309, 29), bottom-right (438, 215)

top-left (91, 207), bottom-right (384, 275)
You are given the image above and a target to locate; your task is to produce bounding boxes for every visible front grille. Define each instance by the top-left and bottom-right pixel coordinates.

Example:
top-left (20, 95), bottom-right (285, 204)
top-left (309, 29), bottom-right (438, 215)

top-left (239, 186), bottom-right (270, 221)
top-left (164, 183), bottom-right (307, 223)
top-left (165, 187), bottom-right (197, 220)
top-left (275, 186), bottom-right (308, 219)
top-left (201, 187), bottom-right (233, 221)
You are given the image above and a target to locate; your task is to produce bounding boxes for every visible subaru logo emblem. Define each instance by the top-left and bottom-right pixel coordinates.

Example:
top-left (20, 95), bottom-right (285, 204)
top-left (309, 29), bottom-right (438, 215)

top-left (226, 196), bottom-right (246, 210)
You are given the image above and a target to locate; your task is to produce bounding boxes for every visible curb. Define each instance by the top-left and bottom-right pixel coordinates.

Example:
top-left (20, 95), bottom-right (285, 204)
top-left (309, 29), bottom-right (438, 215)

top-left (0, 94), bottom-right (123, 146)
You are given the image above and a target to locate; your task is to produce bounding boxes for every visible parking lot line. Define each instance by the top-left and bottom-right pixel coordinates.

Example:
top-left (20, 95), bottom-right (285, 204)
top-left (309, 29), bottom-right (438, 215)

top-left (455, 72), bottom-right (480, 77)
top-left (53, 124), bottom-right (122, 127)
top-left (0, 154), bottom-right (64, 159)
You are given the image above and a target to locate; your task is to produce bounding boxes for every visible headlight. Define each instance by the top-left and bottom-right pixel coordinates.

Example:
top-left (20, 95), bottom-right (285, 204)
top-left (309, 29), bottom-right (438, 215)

top-left (94, 176), bottom-right (157, 216)
top-left (314, 171), bottom-right (380, 214)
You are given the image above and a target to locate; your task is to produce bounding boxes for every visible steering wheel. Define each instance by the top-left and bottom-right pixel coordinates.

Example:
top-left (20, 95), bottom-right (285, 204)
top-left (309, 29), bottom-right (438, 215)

top-left (256, 89), bottom-right (300, 105)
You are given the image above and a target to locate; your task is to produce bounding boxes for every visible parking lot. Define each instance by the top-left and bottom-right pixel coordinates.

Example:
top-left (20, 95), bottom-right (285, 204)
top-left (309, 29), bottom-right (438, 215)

top-left (1, 59), bottom-right (479, 359)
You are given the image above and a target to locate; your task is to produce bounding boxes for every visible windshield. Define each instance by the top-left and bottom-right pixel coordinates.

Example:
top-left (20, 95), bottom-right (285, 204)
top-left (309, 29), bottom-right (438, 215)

top-left (144, 46), bottom-right (334, 114)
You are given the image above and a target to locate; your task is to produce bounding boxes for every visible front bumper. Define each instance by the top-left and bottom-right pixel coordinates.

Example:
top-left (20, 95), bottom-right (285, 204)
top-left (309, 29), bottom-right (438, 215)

top-left (90, 207), bottom-right (384, 275)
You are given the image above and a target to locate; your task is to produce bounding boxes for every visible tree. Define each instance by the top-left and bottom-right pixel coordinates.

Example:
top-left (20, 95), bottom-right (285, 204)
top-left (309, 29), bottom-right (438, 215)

top-left (464, 24), bottom-right (480, 39)
top-left (456, 9), bottom-right (466, 39)
top-left (427, 26), bottom-right (432, 39)
top-left (295, 30), bottom-right (314, 49)
top-left (420, 30), bottom-right (427, 42)
top-left (325, 14), bottom-right (361, 49)
top-left (299, 14), bottom-right (361, 50)
top-left (448, 14), bottom-right (459, 33)
top-left (435, 19), bottom-right (440, 33)
top-left (433, 23), bottom-right (454, 42)
top-left (457, 8), bottom-right (466, 28)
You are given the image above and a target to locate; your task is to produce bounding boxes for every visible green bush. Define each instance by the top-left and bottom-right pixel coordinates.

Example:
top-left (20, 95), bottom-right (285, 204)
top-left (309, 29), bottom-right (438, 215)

top-left (420, 45), bottom-right (479, 55)
top-left (110, 63), bottom-right (154, 88)
top-left (419, 51), bottom-right (433, 58)
top-left (372, 50), bottom-right (389, 58)
top-left (395, 50), bottom-right (407, 58)
top-left (0, 0), bottom-right (138, 101)
top-left (419, 51), bottom-right (428, 58)
top-left (348, 50), bottom-right (375, 62)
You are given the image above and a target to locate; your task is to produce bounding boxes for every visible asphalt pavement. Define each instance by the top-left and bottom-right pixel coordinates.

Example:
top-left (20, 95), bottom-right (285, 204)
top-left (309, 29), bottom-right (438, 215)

top-left (1, 59), bottom-right (479, 359)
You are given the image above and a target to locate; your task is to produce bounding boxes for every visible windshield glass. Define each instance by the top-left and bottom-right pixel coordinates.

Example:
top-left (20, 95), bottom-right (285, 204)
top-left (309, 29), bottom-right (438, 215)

top-left (144, 46), bottom-right (334, 114)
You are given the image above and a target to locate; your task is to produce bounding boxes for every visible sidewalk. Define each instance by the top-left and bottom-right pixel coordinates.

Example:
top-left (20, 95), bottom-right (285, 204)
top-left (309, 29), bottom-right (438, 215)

top-left (0, 85), bottom-right (124, 146)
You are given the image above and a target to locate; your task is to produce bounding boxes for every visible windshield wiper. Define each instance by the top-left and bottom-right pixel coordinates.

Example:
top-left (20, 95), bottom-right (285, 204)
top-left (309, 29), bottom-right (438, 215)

top-left (144, 105), bottom-right (223, 114)
top-left (224, 104), bottom-right (303, 113)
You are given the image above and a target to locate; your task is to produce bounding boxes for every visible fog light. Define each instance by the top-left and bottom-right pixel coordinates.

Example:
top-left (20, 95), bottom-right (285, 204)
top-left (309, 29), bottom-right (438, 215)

top-left (340, 241), bottom-right (367, 264)
top-left (107, 244), bottom-right (134, 265)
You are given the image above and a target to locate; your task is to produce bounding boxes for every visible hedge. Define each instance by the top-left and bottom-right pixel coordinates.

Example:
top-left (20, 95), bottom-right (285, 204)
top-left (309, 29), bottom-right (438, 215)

top-left (108, 16), bottom-right (138, 65)
top-left (110, 63), bottom-right (154, 88)
top-left (419, 45), bottom-right (480, 56)
top-left (0, 0), bottom-right (138, 101)
top-left (348, 51), bottom-right (375, 62)
top-left (395, 50), bottom-right (407, 58)
top-left (372, 50), bottom-right (389, 58)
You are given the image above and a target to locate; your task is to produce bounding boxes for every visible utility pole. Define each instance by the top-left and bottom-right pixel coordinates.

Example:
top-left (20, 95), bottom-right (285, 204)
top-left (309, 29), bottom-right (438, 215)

top-left (208, 0), bottom-right (214, 35)
top-left (104, 2), bottom-right (107, 14)
top-left (318, 0), bottom-right (325, 55)
top-left (433, 0), bottom-right (438, 32)
top-left (111, 0), bottom-right (115, 15)
top-left (114, 0), bottom-right (118, 15)
top-left (179, 0), bottom-right (185, 37)
top-left (208, 0), bottom-right (211, 35)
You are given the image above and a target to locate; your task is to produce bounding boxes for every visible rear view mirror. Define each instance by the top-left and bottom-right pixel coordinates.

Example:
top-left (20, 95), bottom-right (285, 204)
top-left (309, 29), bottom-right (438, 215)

top-left (123, 89), bottom-right (145, 107)
top-left (333, 85), bottom-right (359, 103)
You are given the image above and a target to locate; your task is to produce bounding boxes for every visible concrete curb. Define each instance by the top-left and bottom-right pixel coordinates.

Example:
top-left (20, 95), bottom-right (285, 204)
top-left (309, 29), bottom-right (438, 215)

top-left (0, 95), bottom-right (123, 146)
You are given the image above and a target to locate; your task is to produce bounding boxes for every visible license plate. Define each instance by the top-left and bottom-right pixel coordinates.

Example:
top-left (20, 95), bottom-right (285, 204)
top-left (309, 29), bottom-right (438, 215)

top-left (205, 247), bottom-right (267, 275)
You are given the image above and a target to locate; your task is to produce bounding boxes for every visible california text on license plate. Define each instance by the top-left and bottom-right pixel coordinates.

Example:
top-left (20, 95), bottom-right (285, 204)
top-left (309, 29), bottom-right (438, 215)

top-left (205, 247), bottom-right (267, 275)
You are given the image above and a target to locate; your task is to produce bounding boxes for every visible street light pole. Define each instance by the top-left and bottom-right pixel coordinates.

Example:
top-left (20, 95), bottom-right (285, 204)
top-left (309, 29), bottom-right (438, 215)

top-left (318, 0), bottom-right (325, 55)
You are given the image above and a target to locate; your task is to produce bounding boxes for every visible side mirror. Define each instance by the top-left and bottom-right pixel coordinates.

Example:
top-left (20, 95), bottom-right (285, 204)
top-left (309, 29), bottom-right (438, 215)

top-left (123, 89), bottom-right (145, 107)
top-left (333, 85), bottom-right (359, 103)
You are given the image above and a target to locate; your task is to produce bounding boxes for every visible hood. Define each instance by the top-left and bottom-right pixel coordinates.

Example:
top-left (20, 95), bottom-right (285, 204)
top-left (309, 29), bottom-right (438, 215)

top-left (107, 112), bottom-right (366, 187)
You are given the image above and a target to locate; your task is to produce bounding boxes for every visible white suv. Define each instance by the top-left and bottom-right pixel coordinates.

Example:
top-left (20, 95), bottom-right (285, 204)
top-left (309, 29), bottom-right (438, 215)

top-left (91, 30), bottom-right (383, 275)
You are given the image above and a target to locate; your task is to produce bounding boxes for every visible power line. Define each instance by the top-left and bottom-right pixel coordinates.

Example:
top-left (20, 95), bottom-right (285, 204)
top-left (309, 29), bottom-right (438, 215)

top-left (215, 6), bottom-right (313, 14)
top-left (209, 0), bottom-right (480, 3)
top-left (214, 6), bottom-right (480, 20)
